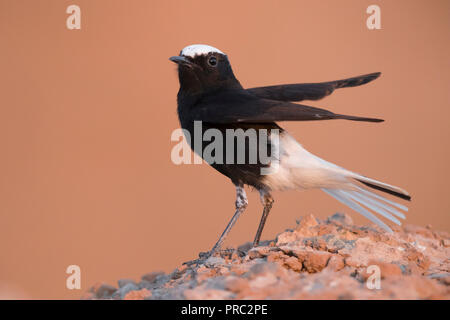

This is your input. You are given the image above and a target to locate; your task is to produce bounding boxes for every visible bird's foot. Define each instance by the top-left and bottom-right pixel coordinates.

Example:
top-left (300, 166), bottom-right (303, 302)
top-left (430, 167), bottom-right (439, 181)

top-left (181, 251), bottom-right (212, 266)
top-left (182, 248), bottom-right (235, 266)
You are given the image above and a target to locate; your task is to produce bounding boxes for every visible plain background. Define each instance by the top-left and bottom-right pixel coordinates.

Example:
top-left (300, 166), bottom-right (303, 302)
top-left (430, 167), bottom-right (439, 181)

top-left (0, 0), bottom-right (449, 299)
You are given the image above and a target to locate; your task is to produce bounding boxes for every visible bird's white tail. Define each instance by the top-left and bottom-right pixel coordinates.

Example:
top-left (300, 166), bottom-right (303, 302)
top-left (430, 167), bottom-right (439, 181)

top-left (322, 164), bottom-right (410, 232)
top-left (264, 132), bottom-right (410, 232)
top-left (323, 185), bottom-right (408, 232)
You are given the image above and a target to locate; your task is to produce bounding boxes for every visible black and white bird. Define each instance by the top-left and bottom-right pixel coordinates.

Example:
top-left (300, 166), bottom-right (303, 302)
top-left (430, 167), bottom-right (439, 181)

top-left (170, 44), bottom-right (410, 258)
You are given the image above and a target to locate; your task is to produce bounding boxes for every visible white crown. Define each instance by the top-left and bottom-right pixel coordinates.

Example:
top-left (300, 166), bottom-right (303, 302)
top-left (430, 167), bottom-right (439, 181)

top-left (181, 44), bottom-right (224, 58)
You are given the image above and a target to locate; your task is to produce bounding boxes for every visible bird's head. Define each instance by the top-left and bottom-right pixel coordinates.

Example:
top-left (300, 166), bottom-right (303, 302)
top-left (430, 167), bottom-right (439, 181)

top-left (170, 44), bottom-right (241, 94)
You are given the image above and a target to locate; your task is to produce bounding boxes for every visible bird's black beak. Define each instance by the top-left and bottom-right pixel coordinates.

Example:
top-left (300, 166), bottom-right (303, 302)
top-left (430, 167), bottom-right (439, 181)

top-left (169, 56), bottom-right (193, 67)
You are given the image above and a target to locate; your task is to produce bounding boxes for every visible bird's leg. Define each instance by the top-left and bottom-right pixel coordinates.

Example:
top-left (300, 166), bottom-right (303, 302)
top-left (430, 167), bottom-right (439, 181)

top-left (253, 190), bottom-right (274, 247)
top-left (210, 184), bottom-right (248, 254)
top-left (184, 185), bottom-right (247, 266)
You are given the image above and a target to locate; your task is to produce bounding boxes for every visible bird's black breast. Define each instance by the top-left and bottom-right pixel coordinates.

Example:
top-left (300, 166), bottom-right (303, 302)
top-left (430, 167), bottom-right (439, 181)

top-left (178, 95), bottom-right (281, 189)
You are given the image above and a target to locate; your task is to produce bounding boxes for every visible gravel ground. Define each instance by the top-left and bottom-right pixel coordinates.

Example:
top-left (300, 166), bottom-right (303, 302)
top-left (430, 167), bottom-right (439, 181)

top-left (83, 213), bottom-right (450, 300)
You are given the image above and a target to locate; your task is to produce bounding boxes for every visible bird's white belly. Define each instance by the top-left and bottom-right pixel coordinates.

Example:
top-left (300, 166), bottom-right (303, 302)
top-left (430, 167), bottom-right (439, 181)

top-left (262, 132), bottom-right (349, 191)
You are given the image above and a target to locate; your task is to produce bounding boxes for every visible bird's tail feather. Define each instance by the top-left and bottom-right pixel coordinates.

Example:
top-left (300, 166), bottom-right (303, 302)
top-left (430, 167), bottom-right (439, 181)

top-left (320, 163), bottom-right (410, 232)
top-left (272, 132), bottom-right (410, 232)
top-left (322, 183), bottom-right (408, 233)
top-left (356, 178), bottom-right (411, 201)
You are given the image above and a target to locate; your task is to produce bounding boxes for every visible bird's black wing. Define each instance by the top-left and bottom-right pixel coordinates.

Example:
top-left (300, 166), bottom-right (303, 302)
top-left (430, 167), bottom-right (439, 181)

top-left (190, 89), bottom-right (383, 123)
top-left (245, 72), bottom-right (381, 102)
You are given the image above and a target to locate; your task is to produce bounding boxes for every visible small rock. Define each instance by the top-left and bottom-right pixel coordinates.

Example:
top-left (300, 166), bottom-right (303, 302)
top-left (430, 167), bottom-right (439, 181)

top-left (205, 256), bottom-right (225, 267)
top-left (94, 283), bottom-right (117, 299)
top-left (317, 224), bottom-right (337, 236)
top-left (248, 250), bottom-right (261, 259)
top-left (266, 251), bottom-right (286, 263)
top-left (297, 214), bottom-right (318, 229)
top-left (437, 276), bottom-right (450, 286)
top-left (80, 292), bottom-right (95, 300)
top-left (184, 288), bottom-right (233, 300)
top-left (278, 246), bottom-right (308, 261)
top-left (118, 279), bottom-right (136, 288)
top-left (247, 262), bottom-right (280, 278)
top-left (361, 261), bottom-right (403, 280)
top-left (196, 266), bottom-right (216, 282)
top-left (276, 230), bottom-right (298, 245)
top-left (248, 247), bottom-right (269, 259)
top-left (302, 237), bottom-right (327, 250)
top-left (224, 276), bottom-right (249, 293)
top-left (237, 242), bottom-right (253, 254)
top-left (229, 263), bottom-right (250, 276)
top-left (327, 212), bottom-right (353, 225)
top-left (295, 214), bottom-right (319, 237)
top-left (405, 247), bottom-right (431, 271)
top-left (404, 225), bottom-right (434, 238)
top-left (283, 256), bottom-right (302, 272)
top-left (249, 273), bottom-right (278, 289)
top-left (303, 251), bottom-right (332, 273)
top-left (327, 255), bottom-right (345, 271)
top-left (141, 271), bottom-right (165, 283)
top-left (124, 288), bottom-right (151, 300)
top-left (113, 282), bottom-right (139, 299)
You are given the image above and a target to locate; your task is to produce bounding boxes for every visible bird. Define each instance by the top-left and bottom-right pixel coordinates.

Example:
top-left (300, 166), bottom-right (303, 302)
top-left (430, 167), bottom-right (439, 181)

top-left (169, 44), bottom-right (411, 260)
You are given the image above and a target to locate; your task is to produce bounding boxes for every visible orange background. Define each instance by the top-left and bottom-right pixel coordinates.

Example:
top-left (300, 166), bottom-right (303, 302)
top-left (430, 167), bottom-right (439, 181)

top-left (0, 0), bottom-right (449, 299)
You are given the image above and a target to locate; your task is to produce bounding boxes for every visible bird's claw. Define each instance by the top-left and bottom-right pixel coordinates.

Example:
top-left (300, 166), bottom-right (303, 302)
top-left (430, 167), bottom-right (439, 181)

top-left (182, 251), bottom-right (211, 266)
top-left (182, 248), bottom-right (236, 266)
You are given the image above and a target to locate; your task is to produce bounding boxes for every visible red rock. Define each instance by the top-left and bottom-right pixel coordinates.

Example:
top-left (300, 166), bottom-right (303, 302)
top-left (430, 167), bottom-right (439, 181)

top-left (326, 212), bottom-right (353, 226)
top-left (317, 224), bottom-right (337, 236)
top-left (327, 255), bottom-right (345, 271)
top-left (303, 251), bottom-right (332, 273)
top-left (124, 288), bottom-right (151, 300)
top-left (197, 266), bottom-right (220, 282)
top-left (266, 251), bottom-right (286, 263)
top-left (404, 224), bottom-right (435, 239)
top-left (276, 230), bottom-right (298, 245)
top-left (224, 277), bottom-right (249, 293)
top-left (405, 247), bottom-right (431, 271)
top-left (283, 256), bottom-right (302, 272)
top-left (142, 271), bottom-right (165, 283)
top-left (80, 292), bottom-right (95, 300)
top-left (278, 246), bottom-right (309, 261)
top-left (184, 288), bottom-right (232, 300)
top-left (295, 214), bottom-right (319, 237)
top-left (248, 246), bottom-right (271, 259)
top-left (90, 283), bottom-right (116, 299)
top-left (360, 261), bottom-right (403, 280)
top-left (229, 263), bottom-right (250, 276)
top-left (85, 214), bottom-right (450, 300)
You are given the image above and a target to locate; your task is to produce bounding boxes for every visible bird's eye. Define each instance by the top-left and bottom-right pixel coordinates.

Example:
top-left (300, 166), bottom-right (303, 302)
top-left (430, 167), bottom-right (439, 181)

top-left (208, 56), bottom-right (217, 67)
